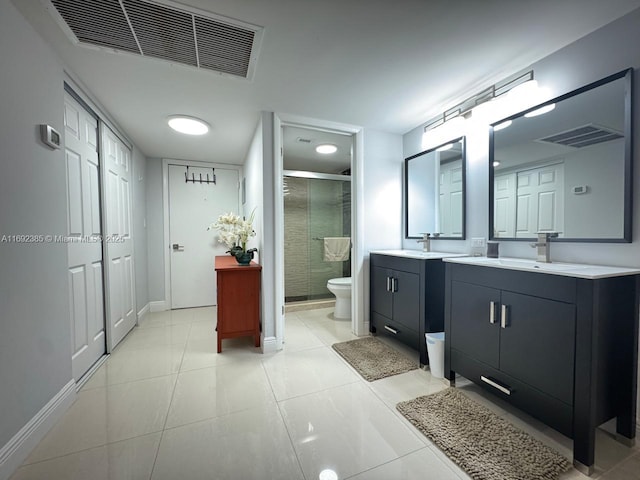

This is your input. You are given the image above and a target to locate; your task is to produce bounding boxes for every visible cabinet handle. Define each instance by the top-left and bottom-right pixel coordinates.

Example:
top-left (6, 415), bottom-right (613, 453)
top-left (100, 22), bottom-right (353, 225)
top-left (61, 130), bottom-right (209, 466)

top-left (481, 375), bottom-right (512, 395)
top-left (392, 277), bottom-right (398, 292)
top-left (501, 304), bottom-right (508, 328)
top-left (489, 301), bottom-right (497, 324)
top-left (384, 325), bottom-right (398, 335)
top-left (386, 276), bottom-right (391, 292)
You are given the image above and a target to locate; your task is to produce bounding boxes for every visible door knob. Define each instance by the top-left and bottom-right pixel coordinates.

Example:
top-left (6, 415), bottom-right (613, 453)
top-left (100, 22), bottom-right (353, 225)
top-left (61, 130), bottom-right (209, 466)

top-left (172, 243), bottom-right (184, 251)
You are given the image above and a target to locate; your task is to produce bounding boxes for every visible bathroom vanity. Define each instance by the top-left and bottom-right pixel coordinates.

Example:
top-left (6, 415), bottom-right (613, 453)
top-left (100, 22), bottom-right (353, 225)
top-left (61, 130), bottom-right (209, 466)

top-left (369, 250), bottom-right (465, 365)
top-left (443, 257), bottom-right (640, 475)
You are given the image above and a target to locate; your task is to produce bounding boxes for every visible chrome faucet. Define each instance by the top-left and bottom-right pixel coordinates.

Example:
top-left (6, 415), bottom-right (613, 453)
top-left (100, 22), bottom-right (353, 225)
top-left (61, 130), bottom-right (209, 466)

top-left (530, 232), bottom-right (558, 263)
top-left (417, 233), bottom-right (440, 252)
top-left (417, 233), bottom-right (431, 252)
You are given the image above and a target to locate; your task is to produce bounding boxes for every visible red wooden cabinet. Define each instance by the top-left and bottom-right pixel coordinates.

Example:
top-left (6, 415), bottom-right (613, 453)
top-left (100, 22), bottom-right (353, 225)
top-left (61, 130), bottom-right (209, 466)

top-left (214, 255), bottom-right (262, 353)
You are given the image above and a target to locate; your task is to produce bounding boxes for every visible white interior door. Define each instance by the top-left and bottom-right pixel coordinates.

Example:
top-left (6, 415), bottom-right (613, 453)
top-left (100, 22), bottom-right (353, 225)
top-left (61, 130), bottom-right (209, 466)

top-left (438, 159), bottom-right (463, 236)
top-left (64, 93), bottom-right (106, 381)
top-left (494, 172), bottom-right (516, 238)
top-left (516, 163), bottom-right (564, 237)
top-left (169, 165), bottom-right (239, 309)
top-left (102, 125), bottom-right (136, 348)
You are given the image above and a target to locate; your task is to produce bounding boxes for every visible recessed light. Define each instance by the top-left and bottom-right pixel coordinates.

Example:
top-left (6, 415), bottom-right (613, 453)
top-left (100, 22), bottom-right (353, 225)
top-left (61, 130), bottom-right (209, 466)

top-left (167, 115), bottom-right (210, 135)
top-left (524, 104), bottom-right (555, 118)
top-left (315, 144), bottom-right (337, 154)
top-left (493, 161), bottom-right (501, 167)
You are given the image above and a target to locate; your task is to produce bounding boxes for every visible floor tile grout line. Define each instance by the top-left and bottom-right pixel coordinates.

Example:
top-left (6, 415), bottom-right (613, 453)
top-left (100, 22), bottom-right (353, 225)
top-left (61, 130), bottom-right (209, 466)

top-left (274, 398), bottom-right (310, 480)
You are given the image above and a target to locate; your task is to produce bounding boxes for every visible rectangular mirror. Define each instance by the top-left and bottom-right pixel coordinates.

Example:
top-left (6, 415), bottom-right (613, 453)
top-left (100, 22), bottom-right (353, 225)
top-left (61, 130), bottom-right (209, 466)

top-left (405, 137), bottom-right (466, 239)
top-left (490, 68), bottom-right (632, 242)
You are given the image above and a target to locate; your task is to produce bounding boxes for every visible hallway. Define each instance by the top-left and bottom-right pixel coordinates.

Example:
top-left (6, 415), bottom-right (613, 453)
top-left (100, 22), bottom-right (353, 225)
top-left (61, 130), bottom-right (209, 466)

top-left (10, 307), bottom-right (640, 479)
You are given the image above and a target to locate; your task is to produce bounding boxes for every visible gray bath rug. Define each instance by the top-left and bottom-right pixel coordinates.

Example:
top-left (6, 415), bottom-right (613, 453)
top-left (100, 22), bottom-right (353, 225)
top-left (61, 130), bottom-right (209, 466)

top-left (331, 336), bottom-right (417, 381)
top-left (397, 388), bottom-right (572, 480)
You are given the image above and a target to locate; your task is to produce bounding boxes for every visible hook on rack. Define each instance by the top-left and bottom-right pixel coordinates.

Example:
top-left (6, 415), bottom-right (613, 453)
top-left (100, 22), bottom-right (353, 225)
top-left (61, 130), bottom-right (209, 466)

top-left (185, 166), bottom-right (217, 185)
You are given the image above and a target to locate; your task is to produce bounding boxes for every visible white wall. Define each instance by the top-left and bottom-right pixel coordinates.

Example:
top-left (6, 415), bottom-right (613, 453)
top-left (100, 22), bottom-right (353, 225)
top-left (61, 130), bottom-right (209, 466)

top-left (362, 129), bottom-right (404, 326)
top-left (133, 147), bottom-right (149, 311)
top-left (145, 158), bottom-right (165, 303)
top-left (0, 1), bottom-right (71, 456)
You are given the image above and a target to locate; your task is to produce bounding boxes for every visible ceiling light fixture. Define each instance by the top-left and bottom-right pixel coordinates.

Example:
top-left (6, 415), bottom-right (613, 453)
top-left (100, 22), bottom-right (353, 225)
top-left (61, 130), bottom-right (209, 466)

top-left (315, 144), bottom-right (337, 154)
top-left (493, 120), bottom-right (512, 131)
top-left (167, 115), bottom-right (210, 135)
top-left (524, 104), bottom-right (556, 118)
top-left (493, 161), bottom-right (501, 167)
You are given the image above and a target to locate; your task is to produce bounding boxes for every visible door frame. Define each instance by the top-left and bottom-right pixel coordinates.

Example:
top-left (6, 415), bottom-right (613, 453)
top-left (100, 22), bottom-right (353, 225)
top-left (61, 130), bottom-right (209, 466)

top-left (273, 113), bottom-right (365, 348)
top-left (64, 78), bottom-right (135, 356)
top-left (161, 158), bottom-right (243, 311)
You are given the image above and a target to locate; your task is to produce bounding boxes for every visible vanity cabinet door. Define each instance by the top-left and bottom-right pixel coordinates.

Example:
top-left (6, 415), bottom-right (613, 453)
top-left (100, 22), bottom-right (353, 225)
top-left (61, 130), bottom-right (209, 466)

top-left (370, 266), bottom-right (393, 320)
top-left (499, 291), bottom-right (575, 404)
top-left (450, 280), bottom-right (500, 369)
top-left (392, 270), bottom-right (420, 331)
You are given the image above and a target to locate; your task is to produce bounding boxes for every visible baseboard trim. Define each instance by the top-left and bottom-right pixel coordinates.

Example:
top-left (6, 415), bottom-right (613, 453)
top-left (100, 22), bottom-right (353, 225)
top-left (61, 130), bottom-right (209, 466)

top-left (137, 302), bottom-right (150, 320)
top-left (261, 336), bottom-right (279, 354)
top-left (149, 301), bottom-right (168, 313)
top-left (0, 380), bottom-right (76, 480)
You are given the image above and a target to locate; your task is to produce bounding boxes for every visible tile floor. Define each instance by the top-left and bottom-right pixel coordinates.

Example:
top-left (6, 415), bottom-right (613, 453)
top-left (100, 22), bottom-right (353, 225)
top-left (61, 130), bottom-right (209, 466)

top-left (10, 306), bottom-right (640, 480)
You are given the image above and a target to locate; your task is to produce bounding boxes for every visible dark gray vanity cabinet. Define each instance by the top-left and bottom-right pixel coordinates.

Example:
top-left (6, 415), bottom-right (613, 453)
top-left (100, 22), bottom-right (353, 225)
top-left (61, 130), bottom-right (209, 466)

top-left (445, 262), bottom-right (639, 474)
top-left (370, 253), bottom-right (445, 365)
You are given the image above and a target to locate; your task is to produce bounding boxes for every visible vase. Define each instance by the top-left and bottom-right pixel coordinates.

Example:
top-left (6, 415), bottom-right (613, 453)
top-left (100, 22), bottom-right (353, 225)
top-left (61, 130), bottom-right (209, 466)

top-left (234, 250), bottom-right (254, 265)
top-left (228, 245), bottom-right (243, 257)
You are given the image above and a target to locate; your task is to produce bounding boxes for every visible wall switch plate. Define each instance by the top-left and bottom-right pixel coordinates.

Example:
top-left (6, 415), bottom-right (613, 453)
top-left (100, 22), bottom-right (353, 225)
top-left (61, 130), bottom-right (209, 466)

top-left (471, 237), bottom-right (486, 248)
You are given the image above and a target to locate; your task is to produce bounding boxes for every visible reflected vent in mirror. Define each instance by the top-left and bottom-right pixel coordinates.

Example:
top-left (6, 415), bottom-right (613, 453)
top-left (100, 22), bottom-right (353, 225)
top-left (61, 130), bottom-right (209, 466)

top-left (537, 124), bottom-right (623, 148)
top-left (48, 0), bottom-right (263, 79)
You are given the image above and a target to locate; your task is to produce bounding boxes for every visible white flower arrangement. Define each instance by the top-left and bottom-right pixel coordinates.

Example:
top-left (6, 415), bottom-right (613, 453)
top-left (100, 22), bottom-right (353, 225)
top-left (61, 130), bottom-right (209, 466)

top-left (209, 208), bottom-right (256, 251)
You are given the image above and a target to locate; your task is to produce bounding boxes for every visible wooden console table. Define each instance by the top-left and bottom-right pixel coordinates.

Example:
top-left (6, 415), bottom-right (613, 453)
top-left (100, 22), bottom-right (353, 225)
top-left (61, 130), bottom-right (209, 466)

top-left (214, 255), bottom-right (261, 353)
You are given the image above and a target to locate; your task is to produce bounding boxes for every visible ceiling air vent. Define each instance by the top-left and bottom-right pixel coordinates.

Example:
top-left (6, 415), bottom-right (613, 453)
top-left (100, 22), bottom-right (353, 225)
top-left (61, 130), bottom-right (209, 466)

top-left (48, 0), bottom-right (263, 79)
top-left (537, 124), bottom-right (623, 148)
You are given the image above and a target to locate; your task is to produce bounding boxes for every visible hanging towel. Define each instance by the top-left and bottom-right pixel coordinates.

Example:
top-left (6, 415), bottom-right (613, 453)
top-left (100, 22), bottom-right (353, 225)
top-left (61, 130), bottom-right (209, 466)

top-left (324, 237), bottom-right (351, 262)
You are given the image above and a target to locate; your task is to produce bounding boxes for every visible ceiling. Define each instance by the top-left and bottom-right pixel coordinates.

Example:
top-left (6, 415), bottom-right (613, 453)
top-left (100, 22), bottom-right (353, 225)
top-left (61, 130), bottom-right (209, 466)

top-left (14, 0), bottom-right (640, 167)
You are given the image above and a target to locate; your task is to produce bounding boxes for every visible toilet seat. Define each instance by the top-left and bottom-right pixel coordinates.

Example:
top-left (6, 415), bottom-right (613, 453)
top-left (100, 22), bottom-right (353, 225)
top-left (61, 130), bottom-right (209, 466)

top-left (328, 277), bottom-right (351, 287)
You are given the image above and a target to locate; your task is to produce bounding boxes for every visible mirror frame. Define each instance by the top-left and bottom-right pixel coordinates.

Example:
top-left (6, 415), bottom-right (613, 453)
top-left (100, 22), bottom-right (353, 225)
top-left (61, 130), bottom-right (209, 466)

top-left (405, 136), bottom-right (466, 240)
top-left (489, 68), bottom-right (633, 243)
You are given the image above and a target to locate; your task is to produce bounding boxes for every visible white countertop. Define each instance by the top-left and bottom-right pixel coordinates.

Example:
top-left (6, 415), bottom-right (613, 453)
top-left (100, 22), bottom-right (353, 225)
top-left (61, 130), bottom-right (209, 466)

top-left (369, 249), bottom-right (468, 260)
top-left (443, 256), bottom-right (640, 279)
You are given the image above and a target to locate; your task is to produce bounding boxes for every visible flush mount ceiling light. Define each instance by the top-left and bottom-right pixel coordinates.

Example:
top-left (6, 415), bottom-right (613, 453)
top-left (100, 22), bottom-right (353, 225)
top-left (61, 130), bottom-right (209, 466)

top-left (525, 104), bottom-right (556, 118)
top-left (493, 120), bottom-right (512, 131)
top-left (168, 115), bottom-right (210, 135)
top-left (493, 161), bottom-right (501, 167)
top-left (315, 144), bottom-right (337, 154)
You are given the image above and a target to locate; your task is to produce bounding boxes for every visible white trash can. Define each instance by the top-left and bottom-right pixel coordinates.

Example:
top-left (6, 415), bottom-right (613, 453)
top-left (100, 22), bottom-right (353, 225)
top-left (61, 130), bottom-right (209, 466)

top-left (425, 332), bottom-right (445, 379)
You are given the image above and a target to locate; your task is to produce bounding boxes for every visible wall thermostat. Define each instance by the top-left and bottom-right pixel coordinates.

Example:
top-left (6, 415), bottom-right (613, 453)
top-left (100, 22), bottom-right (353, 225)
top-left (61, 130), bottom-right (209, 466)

top-left (572, 185), bottom-right (589, 195)
top-left (40, 124), bottom-right (61, 150)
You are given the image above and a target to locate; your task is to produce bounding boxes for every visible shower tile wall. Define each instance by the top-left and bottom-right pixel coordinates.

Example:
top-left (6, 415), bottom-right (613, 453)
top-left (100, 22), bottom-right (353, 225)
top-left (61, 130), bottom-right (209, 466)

top-left (284, 177), bottom-right (350, 302)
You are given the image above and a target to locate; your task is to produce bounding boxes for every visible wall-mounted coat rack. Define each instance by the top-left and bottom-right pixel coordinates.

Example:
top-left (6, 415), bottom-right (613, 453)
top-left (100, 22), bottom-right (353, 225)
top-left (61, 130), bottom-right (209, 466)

top-left (185, 166), bottom-right (216, 184)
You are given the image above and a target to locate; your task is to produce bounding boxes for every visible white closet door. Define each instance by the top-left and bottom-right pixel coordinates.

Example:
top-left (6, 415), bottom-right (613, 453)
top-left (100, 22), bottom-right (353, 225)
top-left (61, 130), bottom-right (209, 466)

top-left (168, 165), bottom-right (239, 309)
top-left (438, 159), bottom-right (463, 237)
top-left (515, 163), bottom-right (564, 238)
top-left (102, 125), bottom-right (136, 348)
top-left (64, 93), bottom-right (106, 381)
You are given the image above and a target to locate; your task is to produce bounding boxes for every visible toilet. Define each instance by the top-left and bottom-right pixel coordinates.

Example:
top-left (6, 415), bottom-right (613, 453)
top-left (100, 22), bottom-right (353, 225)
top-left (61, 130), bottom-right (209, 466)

top-left (327, 277), bottom-right (352, 319)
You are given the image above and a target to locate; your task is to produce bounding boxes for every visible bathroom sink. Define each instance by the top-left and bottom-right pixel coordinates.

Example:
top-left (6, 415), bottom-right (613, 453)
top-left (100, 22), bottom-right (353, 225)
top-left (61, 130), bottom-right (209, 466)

top-left (443, 256), bottom-right (640, 279)
top-left (370, 249), bottom-right (467, 260)
top-left (496, 258), bottom-right (589, 272)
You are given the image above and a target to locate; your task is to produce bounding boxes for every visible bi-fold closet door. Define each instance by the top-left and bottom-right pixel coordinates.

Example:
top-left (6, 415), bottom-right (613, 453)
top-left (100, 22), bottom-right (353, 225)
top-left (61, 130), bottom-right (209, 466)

top-left (63, 89), bottom-right (136, 382)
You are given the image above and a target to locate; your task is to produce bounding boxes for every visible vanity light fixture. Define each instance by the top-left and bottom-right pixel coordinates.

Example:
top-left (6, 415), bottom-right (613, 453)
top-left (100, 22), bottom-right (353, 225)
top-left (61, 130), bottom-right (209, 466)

top-left (315, 144), bottom-right (337, 154)
top-left (167, 115), bottom-right (210, 135)
top-left (524, 104), bottom-right (556, 118)
top-left (423, 69), bottom-right (534, 135)
top-left (436, 143), bottom-right (453, 152)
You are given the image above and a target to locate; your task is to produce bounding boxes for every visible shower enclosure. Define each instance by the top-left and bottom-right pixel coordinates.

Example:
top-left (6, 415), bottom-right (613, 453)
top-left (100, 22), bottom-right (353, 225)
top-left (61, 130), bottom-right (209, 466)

top-left (283, 172), bottom-right (351, 303)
